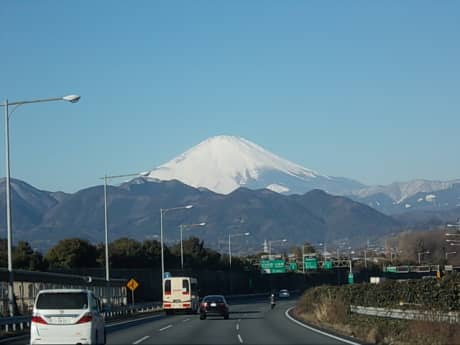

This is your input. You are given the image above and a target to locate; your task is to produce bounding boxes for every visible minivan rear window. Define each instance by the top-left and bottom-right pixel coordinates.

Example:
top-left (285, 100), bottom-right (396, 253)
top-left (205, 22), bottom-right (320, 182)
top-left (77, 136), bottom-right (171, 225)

top-left (36, 292), bottom-right (88, 309)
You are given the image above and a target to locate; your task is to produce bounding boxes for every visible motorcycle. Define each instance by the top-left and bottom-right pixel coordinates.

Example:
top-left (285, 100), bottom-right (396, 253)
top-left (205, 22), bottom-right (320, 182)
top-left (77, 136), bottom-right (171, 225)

top-left (270, 295), bottom-right (276, 309)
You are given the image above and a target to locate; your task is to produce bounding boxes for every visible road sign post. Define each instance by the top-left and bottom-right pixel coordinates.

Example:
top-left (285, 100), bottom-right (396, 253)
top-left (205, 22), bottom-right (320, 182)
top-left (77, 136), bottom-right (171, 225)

top-left (127, 278), bottom-right (139, 306)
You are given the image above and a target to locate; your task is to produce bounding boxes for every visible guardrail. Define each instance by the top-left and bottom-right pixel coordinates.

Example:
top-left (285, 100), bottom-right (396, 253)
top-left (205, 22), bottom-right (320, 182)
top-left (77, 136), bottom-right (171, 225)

top-left (350, 305), bottom-right (460, 324)
top-left (0, 301), bottom-right (162, 334)
top-left (102, 301), bottom-right (162, 318)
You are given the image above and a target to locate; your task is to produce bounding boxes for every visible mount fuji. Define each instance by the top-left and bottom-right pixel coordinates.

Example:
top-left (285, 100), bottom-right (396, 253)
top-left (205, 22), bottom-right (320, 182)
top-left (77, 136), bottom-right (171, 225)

top-left (146, 135), bottom-right (364, 195)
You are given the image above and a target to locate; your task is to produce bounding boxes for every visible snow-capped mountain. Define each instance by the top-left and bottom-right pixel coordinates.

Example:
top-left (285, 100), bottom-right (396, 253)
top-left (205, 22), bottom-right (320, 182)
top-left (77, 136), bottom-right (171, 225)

top-left (146, 135), bottom-right (364, 195)
top-left (349, 179), bottom-right (460, 203)
top-left (347, 179), bottom-right (460, 214)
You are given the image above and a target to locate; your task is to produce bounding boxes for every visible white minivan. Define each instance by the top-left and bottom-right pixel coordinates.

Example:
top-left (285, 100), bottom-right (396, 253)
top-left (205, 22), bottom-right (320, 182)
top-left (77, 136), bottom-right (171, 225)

top-left (30, 289), bottom-right (105, 345)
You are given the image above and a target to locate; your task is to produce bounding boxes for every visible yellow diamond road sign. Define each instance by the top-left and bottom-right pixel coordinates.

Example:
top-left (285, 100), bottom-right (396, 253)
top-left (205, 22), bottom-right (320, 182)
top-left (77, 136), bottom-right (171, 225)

top-left (127, 278), bottom-right (139, 291)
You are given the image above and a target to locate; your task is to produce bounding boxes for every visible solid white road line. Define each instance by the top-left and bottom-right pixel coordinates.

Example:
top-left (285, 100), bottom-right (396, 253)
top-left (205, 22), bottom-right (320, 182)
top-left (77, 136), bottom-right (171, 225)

top-left (238, 334), bottom-right (244, 343)
top-left (159, 324), bottom-right (173, 331)
top-left (182, 318), bottom-right (190, 322)
top-left (132, 335), bottom-right (150, 344)
top-left (284, 307), bottom-right (361, 345)
top-left (236, 323), bottom-right (240, 330)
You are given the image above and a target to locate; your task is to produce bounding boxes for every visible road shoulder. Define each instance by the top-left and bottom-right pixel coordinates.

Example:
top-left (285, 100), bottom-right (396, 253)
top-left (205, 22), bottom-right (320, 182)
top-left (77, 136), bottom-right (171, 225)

top-left (284, 306), bottom-right (365, 345)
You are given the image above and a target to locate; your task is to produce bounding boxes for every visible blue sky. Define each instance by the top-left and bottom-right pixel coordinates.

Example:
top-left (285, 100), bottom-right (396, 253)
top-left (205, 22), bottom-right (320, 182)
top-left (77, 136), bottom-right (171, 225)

top-left (1, 1), bottom-right (459, 192)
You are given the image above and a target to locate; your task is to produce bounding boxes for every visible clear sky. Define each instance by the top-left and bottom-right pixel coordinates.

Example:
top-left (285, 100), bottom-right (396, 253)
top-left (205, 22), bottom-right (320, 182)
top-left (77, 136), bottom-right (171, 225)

top-left (1, 1), bottom-right (459, 192)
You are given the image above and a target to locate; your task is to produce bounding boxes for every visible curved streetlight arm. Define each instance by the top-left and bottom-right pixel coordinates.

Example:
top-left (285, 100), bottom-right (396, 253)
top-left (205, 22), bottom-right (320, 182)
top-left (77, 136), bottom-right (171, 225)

top-left (162, 205), bottom-right (193, 215)
top-left (1, 95), bottom-right (80, 107)
top-left (100, 172), bottom-right (145, 181)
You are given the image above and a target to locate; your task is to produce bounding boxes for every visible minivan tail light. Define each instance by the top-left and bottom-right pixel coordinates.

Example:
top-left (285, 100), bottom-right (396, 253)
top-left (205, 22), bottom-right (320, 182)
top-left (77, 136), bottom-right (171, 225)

top-left (32, 315), bottom-right (47, 325)
top-left (76, 313), bottom-right (92, 324)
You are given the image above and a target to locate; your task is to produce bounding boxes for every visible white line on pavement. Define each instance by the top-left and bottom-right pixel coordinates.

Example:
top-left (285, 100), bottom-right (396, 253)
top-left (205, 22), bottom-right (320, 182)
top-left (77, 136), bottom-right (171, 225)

top-left (236, 323), bottom-right (240, 330)
top-left (238, 334), bottom-right (244, 343)
top-left (132, 335), bottom-right (150, 344)
top-left (159, 324), bottom-right (173, 331)
top-left (284, 307), bottom-right (361, 345)
top-left (182, 318), bottom-right (190, 322)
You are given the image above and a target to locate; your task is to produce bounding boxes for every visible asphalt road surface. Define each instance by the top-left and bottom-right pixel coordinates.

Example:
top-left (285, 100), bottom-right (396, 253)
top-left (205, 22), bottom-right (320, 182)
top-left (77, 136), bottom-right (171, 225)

top-left (5, 297), bottom-right (360, 345)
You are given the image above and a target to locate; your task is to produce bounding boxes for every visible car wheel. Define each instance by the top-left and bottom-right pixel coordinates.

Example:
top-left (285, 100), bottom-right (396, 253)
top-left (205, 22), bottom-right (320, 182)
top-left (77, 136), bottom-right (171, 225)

top-left (224, 313), bottom-right (229, 320)
top-left (200, 313), bottom-right (206, 320)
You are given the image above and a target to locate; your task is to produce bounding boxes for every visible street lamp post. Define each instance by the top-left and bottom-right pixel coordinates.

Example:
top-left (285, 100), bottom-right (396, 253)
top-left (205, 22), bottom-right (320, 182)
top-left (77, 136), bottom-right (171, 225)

top-left (100, 172), bottom-right (145, 295)
top-left (268, 239), bottom-right (287, 260)
top-left (417, 251), bottom-right (430, 265)
top-left (160, 205), bottom-right (193, 291)
top-left (228, 232), bottom-right (250, 269)
top-left (179, 222), bottom-right (206, 271)
top-left (1, 94), bottom-right (80, 316)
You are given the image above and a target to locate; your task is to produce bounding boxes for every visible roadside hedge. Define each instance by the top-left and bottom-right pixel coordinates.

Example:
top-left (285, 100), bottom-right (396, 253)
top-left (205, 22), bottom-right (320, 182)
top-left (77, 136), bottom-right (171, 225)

top-left (300, 272), bottom-right (460, 312)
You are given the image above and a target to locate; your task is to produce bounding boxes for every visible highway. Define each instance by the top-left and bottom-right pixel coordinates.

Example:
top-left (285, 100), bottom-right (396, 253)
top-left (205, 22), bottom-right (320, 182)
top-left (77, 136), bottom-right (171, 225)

top-left (5, 297), bottom-right (360, 345)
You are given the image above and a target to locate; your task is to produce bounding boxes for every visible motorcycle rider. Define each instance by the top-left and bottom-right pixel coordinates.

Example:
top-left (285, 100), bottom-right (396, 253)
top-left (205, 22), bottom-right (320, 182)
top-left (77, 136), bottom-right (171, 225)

top-left (270, 292), bottom-right (276, 309)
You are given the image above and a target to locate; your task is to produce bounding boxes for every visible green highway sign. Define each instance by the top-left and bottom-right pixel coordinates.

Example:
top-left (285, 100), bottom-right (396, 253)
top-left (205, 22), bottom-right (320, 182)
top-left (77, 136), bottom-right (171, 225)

top-left (304, 258), bottom-right (318, 270)
top-left (289, 262), bottom-right (298, 271)
top-left (261, 260), bottom-right (285, 269)
top-left (323, 260), bottom-right (333, 270)
top-left (385, 266), bottom-right (397, 273)
top-left (260, 259), bottom-right (286, 274)
top-left (348, 272), bottom-right (354, 284)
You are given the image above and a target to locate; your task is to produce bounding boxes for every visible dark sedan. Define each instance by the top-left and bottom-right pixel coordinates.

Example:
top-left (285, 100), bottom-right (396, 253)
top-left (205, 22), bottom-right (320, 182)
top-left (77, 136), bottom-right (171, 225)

top-left (199, 295), bottom-right (229, 320)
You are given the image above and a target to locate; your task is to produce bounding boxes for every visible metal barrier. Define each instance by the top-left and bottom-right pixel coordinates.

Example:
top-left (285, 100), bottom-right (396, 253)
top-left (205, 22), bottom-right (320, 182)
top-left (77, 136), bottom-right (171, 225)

top-left (350, 305), bottom-right (460, 324)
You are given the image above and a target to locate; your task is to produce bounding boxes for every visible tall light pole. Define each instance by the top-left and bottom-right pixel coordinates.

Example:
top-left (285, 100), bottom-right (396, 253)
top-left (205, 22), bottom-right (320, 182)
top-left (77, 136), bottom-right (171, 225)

top-left (1, 94), bottom-right (80, 316)
top-left (179, 222), bottom-right (206, 271)
top-left (100, 172), bottom-right (146, 290)
top-left (417, 251), bottom-right (430, 265)
top-left (228, 232), bottom-right (250, 269)
top-left (160, 205), bottom-right (193, 290)
top-left (268, 239), bottom-right (287, 260)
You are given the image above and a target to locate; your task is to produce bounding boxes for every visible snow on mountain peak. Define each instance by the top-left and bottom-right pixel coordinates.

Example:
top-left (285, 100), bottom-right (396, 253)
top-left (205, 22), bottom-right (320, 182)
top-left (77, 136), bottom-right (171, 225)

top-left (146, 135), bottom-right (325, 194)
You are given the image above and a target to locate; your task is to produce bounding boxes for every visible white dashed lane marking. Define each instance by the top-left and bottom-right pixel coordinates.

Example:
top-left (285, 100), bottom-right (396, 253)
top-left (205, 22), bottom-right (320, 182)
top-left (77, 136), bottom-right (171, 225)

top-left (159, 324), bottom-right (173, 331)
top-left (132, 335), bottom-right (150, 344)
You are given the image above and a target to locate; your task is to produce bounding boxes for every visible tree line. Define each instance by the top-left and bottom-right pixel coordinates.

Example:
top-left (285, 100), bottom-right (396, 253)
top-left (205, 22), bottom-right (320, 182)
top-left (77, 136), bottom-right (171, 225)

top-left (0, 237), bottom-right (250, 272)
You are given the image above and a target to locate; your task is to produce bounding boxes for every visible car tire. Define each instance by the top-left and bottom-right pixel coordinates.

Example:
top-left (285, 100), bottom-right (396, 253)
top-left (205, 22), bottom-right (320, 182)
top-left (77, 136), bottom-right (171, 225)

top-left (224, 313), bottom-right (229, 320)
top-left (200, 314), bottom-right (206, 320)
